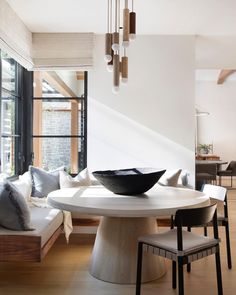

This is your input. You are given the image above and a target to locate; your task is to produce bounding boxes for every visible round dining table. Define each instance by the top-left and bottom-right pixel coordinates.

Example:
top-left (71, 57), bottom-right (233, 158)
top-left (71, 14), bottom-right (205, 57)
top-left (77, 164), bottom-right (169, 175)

top-left (47, 185), bottom-right (209, 284)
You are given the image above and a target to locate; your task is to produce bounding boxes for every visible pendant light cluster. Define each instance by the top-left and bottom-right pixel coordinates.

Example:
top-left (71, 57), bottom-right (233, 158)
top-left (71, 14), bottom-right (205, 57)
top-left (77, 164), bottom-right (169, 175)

top-left (104, 0), bottom-right (136, 93)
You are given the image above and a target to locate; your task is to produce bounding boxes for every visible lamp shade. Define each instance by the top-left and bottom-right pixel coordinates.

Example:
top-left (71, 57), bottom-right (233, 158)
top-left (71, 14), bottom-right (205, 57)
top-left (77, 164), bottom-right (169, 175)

top-left (113, 53), bottom-right (120, 92)
top-left (129, 11), bottom-right (136, 40)
top-left (104, 33), bottom-right (112, 62)
top-left (112, 32), bottom-right (120, 52)
top-left (121, 56), bottom-right (128, 83)
top-left (123, 8), bottom-right (130, 48)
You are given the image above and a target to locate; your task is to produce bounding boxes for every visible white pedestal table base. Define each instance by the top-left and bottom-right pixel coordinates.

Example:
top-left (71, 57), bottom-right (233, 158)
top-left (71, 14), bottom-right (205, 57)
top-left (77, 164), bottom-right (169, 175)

top-left (90, 216), bottom-right (166, 284)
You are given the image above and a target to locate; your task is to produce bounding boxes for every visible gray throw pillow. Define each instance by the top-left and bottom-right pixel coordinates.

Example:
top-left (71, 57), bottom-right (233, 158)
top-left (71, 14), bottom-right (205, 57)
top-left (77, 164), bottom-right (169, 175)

top-left (0, 181), bottom-right (34, 231)
top-left (29, 166), bottom-right (64, 198)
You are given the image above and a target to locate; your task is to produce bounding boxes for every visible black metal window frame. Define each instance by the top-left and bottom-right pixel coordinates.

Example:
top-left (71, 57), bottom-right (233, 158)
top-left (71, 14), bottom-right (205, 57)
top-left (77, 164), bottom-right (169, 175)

top-left (0, 50), bottom-right (24, 177)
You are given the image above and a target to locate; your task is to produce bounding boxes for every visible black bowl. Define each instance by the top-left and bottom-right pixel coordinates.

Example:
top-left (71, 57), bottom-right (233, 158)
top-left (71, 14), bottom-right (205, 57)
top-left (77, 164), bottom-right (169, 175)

top-left (92, 168), bottom-right (166, 195)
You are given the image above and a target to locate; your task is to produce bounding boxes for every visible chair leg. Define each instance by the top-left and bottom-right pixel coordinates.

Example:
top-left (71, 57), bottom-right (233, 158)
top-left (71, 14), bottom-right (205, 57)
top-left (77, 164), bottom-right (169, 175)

top-left (225, 223), bottom-right (232, 269)
top-left (172, 261), bottom-right (177, 289)
top-left (187, 262), bottom-right (191, 273)
top-left (231, 176), bottom-right (233, 187)
top-left (204, 226), bottom-right (208, 236)
top-left (219, 176), bottom-right (221, 186)
top-left (178, 257), bottom-right (184, 295)
top-left (215, 251), bottom-right (223, 295)
top-left (136, 242), bottom-right (143, 295)
top-left (187, 227), bottom-right (191, 272)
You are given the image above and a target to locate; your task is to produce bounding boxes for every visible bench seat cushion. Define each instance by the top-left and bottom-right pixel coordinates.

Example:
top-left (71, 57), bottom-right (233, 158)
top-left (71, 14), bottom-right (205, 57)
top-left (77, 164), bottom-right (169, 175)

top-left (0, 206), bottom-right (63, 247)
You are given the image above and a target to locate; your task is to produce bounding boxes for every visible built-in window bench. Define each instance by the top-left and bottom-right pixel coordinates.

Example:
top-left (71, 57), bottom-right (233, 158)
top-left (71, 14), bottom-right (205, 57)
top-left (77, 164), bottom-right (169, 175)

top-left (0, 206), bottom-right (63, 262)
top-left (0, 208), bottom-right (101, 262)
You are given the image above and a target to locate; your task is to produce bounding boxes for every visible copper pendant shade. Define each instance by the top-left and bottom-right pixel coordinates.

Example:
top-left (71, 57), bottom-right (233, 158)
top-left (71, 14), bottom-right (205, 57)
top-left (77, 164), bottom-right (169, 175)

top-left (129, 11), bottom-right (136, 40)
top-left (104, 0), bottom-right (136, 93)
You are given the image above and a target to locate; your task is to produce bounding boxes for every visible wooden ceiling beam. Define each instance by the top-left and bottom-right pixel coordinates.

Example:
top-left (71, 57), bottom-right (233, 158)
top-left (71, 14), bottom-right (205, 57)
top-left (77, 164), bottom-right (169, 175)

top-left (217, 69), bottom-right (236, 84)
top-left (42, 72), bottom-right (77, 98)
top-left (76, 71), bottom-right (84, 80)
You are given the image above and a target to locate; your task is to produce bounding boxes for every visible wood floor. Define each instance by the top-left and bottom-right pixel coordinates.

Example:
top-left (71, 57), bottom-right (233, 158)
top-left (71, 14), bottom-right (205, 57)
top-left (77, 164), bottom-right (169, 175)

top-left (0, 186), bottom-right (236, 295)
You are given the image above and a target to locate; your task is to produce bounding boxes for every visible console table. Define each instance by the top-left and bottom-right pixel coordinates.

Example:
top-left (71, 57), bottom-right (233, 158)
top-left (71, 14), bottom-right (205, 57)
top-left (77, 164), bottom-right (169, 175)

top-left (196, 154), bottom-right (220, 160)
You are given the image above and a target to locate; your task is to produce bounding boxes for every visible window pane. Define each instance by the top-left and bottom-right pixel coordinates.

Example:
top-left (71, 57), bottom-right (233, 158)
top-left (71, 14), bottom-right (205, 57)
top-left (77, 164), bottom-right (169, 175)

top-left (33, 100), bottom-right (83, 136)
top-left (0, 50), bottom-right (22, 178)
top-left (1, 51), bottom-right (16, 93)
top-left (1, 94), bottom-right (15, 135)
top-left (32, 71), bottom-right (87, 174)
top-left (0, 93), bottom-right (17, 176)
top-left (33, 137), bottom-right (71, 172)
top-left (0, 137), bottom-right (17, 176)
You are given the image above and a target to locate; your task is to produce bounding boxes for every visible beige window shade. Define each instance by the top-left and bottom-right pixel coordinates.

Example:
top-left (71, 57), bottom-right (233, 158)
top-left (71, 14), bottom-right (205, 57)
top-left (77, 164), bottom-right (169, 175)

top-left (0, 0), bottom-right (33, 69)
top-left (0, 1), bottom-right (94, 70)
top-left (32, 33), bottom-right (94, 70)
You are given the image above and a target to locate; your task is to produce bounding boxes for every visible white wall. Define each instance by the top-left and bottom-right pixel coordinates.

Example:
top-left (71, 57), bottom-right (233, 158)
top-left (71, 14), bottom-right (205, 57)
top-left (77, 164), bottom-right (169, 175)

top-left (88, 35), bottom-right (196, 184)
top-left (196, 80), bottom-right (236, 163)
top-left (196, 36), bottom-right (236, 69)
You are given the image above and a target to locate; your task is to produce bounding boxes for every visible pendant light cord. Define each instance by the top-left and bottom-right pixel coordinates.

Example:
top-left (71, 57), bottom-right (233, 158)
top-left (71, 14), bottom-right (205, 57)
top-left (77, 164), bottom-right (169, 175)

top-left (107, 0), bottom-right (109, 32)
top-left (118, 0), bottom-right (120, 30)
top-left (110, 0), bottom-right (112, 33)
top-left (115, 0), bottom-right (118, 32)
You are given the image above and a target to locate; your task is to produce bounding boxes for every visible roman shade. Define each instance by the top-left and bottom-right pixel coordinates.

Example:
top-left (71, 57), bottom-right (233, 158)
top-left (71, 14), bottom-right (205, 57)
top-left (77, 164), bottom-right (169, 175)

top-left (31, 33), bottom-right (94, 70)
top-left (0, 1), bottom-right (94, 70)
top-left (0, 0), bottom-right (33, 69)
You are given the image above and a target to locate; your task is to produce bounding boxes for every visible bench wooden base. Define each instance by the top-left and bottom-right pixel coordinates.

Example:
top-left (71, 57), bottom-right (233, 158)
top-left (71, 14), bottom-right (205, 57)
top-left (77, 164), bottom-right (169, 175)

top-left (0, 225), bottom-right (63, 262)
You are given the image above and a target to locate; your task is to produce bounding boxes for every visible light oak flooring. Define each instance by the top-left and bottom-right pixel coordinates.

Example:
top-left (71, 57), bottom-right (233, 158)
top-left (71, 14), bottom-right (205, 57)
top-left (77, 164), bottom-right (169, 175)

top-left (1, 186), bottom-right (236, 295)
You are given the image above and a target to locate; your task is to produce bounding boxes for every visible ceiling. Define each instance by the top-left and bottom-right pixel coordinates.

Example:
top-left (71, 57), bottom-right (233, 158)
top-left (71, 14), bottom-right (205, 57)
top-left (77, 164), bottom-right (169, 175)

top-left (6, 0), bottom-right (236, 35)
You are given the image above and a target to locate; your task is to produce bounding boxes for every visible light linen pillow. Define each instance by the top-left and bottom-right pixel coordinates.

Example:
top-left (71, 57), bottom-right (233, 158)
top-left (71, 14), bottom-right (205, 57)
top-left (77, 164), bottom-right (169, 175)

top-left (12, 179), bottom-right (32, 202)
top-left (158, 169), bottom-right (182, 187)
top-left (75, 168), bottom-right (101, 185)
top-left (0, 181), bottom-right (34, 231)
top-left (0, 173), bottom-right (8, 181)
top-left (74, 168), bottom-right (92, 185)
top-left (60, 170), bottom-right (91, 189)
top-left (19, 171), bottom-right (32, 185)
top-left (29, 166), bottom-right (64, 198)
top-left (89, 174), bottom-right (100, 185)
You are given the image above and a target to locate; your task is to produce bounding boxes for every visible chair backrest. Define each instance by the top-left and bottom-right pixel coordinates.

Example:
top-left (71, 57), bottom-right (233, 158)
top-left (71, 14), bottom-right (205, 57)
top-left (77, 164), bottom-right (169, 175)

top-left (175, 203), bottom-right (217, 228)
top-left (174, 203), bottom-right (218, 251)
top-left (203, 184), bottom-right (226, 202)
top-left (226, 161), bottom-right (236, 172)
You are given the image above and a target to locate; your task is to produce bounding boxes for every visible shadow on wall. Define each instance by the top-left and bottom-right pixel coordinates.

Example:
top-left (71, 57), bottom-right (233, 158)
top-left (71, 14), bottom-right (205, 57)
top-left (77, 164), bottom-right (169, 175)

top-left (88, 98), bottom-right (195, 186)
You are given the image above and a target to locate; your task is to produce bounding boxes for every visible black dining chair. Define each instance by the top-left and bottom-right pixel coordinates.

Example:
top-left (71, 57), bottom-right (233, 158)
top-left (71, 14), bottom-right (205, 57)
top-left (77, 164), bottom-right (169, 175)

top-left (195, 163), bottom-right (217, 190)
top-left (136, 203), bottom-right (223, 295)
top-left (202, 184), bottom-right (232, 269)
top-left (218, 161), bottom-right (236, 187)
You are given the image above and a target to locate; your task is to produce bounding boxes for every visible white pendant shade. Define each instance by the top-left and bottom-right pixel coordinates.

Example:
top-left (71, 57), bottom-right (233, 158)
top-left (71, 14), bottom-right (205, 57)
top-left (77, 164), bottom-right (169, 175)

top-left (104, 54), bottom-right (112, 62)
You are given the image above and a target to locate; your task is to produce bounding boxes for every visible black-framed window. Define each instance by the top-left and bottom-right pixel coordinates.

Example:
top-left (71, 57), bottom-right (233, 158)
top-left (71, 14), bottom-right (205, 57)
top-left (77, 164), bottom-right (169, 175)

top-left (0, 55), bottom-right (87, 176)
top-left (32, 72), bottom-right (87, 174)
top-left (0, 50), bottom-right (23, 177)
